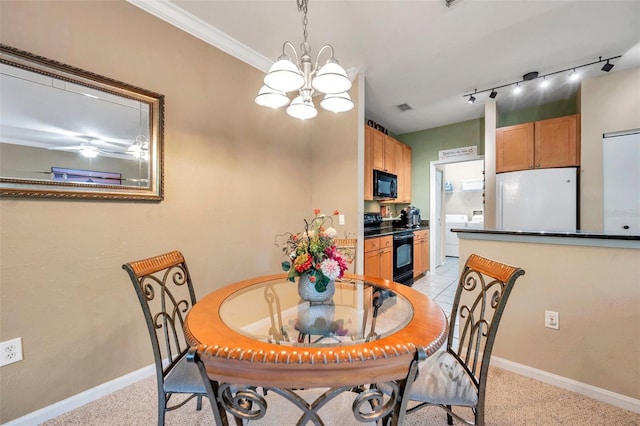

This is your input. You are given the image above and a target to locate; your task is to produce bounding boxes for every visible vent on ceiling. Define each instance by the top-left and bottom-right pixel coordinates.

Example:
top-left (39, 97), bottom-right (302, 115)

top-left (395, 103), bottom-right (413, 112)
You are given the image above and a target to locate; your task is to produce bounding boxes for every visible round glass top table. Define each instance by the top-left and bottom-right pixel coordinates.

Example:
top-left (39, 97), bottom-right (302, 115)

top-left (184, 273), bottom-right (447, 389)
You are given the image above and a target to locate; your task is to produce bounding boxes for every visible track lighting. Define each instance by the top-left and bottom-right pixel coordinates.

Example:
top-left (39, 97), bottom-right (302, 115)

top-left (540, 77), bottom-right (549, 88)
top-left (569, 69), bottom-right (580, 81)
top-left (462, 54), bottom-right (620, 102)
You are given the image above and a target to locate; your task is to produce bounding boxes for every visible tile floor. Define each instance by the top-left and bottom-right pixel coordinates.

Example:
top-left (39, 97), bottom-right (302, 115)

top-left (412, 256), bottom-right (460, 312)
top-left (411, 256), bottom-right (460, 346)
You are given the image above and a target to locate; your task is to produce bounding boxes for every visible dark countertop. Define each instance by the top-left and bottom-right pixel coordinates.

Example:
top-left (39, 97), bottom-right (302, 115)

top-left (364, 225), bottom-right (429, 239)
top-left (453, 228), bottom-right (640, 241)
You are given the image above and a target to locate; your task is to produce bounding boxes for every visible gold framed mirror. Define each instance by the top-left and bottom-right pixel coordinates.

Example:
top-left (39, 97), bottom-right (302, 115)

top-left (0, 44), bottom-right (164, 200)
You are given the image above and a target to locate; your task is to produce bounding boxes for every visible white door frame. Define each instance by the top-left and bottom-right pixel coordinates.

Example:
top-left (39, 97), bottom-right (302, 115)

top-left (429, 155), bottom-right (484, 272)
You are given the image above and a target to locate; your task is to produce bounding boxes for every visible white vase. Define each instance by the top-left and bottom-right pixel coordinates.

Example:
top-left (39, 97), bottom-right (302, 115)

top-left (297, 272), bottom-right (335, 302)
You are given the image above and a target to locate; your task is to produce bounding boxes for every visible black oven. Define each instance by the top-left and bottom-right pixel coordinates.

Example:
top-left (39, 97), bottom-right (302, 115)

top-left (393, 230), bottom-right (414, 286)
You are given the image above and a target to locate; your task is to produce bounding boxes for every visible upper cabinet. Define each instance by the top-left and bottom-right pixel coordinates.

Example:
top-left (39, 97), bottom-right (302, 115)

top-left (364, 126), bottom-right (374, 201)
top-left (364, 124), bottom-right (412, 203)
top-left (372, 130), bottom-right (398, 175)
top-left (396, 143), bottom-right (412, 203)
top-left (496, 114), bottom-right (580, 173)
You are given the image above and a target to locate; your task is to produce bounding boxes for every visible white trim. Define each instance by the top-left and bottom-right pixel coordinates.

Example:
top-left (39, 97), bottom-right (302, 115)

top-left (491, 356), bottom-right (640, 414)
top-left (126, 0), bottom-right (272, 72)
top-left (126, 0), bottom-right (360, 80)
top-left (7, 356), bottom-right (639, 424)
top-left (4, 364), bottom-right (155, 426)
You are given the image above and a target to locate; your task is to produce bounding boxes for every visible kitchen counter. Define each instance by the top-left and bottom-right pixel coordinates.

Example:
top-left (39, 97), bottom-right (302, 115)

top-left (364, 224), bottom-right (428, 239)
top-left (455, 227), bottom-right (640, 403)
top-left (453, 228), bottom-right (640, 249)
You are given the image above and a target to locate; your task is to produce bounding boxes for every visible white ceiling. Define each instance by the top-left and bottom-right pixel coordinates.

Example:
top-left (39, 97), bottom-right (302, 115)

top-left (130, 0), bottom-right (640, 135)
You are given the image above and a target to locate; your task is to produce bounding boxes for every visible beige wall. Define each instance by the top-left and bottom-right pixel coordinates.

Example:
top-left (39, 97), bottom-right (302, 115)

top-left (0, 1), bottom-right (360, 422)
top-left (459, 238), bottom-right (640, 400)
top-left (580, 67), bottom-right (640, 231)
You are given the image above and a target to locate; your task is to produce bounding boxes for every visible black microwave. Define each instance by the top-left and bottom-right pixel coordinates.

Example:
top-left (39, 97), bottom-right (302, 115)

top-left (373, 170), bottom-right (397, 199)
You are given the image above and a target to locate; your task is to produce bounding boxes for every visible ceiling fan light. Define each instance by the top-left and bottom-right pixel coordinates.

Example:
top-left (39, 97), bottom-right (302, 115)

top-left (320, 92), bottom-right (354, 113)
top-left (312, 60), bottom-right (352, 94)
top-left (286, 95), bottom-right (318, 120)
top-left (81, 146), bottom-right (99, 158)
top-left (255, 85), bottom-right (291, 109)
top-left (264, 57), bottom-right (304, 93)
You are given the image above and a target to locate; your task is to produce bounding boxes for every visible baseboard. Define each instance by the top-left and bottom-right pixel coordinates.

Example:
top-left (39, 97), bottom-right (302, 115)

top-left (6, 357), bottom-right (639, 424)
top-left (4, 364), bottom-right (155, 426)
top-left (491, 356), bottom-right (640, 414)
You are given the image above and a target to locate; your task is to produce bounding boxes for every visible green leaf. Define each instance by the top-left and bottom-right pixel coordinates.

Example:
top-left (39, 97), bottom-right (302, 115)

top-left (315, 273), bottom-right (330, 292)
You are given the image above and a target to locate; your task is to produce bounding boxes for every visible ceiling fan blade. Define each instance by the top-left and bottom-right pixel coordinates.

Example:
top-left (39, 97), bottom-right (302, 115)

top-left (48, 145), bottom-right (85, 151)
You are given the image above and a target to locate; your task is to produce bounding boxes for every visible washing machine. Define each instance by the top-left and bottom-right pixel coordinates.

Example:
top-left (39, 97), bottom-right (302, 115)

top-left (467, 209), bottom-right (484, 230)
top-left (445, 214), bottom-right (468, 257)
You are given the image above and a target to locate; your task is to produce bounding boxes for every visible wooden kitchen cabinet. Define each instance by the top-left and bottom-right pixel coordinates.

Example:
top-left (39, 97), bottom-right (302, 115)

top-left (372, 129), bottom-right (398, 174)
top-left (396, 144), bottom-right (412, 203)
top-left (364, 236), bottom-right (393, 281)
top-left (413, 229), bottom-right (429, 278)
top-left (496, 114), bottom-right (579, 173)
top-left (364, 126), bottom-right (373, 201)
top-left (365, 124), bottom-right (412, 203)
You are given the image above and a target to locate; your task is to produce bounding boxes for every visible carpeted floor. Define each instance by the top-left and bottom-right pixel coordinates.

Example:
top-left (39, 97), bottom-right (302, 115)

top-left (42, 365), bottom-right (639, 425)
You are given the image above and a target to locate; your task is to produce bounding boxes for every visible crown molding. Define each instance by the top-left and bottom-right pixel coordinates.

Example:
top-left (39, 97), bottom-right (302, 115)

top-left (127, 0), bottom-right (272, 72)
top-left (127, 0), bottom-right (359, 81)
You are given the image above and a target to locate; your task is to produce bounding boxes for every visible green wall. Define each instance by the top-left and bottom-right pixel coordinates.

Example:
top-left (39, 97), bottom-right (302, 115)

top-left (498, 96), bottom-right (578, 127)
top-left (396, 118), bottom-right (485, 216)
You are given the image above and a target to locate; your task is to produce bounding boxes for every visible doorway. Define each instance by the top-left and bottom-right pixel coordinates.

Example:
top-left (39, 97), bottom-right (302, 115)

top-left (429, 156), bottom-right (484, 271)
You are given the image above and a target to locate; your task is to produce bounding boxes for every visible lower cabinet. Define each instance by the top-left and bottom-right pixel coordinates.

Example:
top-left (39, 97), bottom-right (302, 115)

top-left (364, 236), bottom-right (393, 281)
top-left (413, 230), bottom-right (429, 279)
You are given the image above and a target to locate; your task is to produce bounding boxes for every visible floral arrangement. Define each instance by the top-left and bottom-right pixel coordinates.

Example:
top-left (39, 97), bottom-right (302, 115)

top-left (277, 209), bottom-right (349, 293)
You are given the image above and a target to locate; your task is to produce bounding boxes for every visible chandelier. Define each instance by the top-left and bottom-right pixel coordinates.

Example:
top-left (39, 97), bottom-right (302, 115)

top-left (255, 0), bottom-right (354, 120)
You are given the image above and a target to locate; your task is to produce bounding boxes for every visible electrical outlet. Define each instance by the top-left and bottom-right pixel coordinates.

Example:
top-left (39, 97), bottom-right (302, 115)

top-left (1, 337), bottom-right (23, 366)
top-left (339, 214), bottom-right (345, 225)
top-left (545, 311), bottom-right (559, 330)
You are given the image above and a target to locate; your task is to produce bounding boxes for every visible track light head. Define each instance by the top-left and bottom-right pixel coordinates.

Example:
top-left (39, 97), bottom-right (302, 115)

top-left (489, 89), bottom-right (497, 99)
top-left (601, 60), bottom-right (614, 72)
top-left (468, 95), bottom-right (476, 104)
top-left (540, 77), bottom-right (550, 88)
top-left (513, 83), bottom-right (522, 94)
top-left (569, 69), bottom-right (581, 81)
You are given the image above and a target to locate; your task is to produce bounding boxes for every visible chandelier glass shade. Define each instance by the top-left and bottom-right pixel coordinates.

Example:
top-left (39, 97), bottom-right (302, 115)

top-left (255, 0), bottom-right (353, 120)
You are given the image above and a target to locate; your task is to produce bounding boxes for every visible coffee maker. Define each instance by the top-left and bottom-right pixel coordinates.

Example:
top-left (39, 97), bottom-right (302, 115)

top-left (400, 206), bottom-right (421, 228)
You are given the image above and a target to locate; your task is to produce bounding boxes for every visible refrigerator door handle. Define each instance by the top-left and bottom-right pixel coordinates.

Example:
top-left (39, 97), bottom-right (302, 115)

top-left (497, 181), bottom-right (503, 229)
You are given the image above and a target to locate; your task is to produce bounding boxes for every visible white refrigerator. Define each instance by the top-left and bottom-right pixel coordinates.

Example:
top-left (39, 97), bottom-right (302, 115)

top-left (496, 167), bottom-right (578, 231)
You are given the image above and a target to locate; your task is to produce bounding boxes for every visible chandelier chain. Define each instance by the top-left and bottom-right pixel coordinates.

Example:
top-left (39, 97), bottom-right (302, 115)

top-left (298, 0), bottom-right (310, 54)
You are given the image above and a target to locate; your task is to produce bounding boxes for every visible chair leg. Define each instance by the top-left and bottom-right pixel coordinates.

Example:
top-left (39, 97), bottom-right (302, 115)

top-left (158, 392), bottom-right (166, 426)
top-left (196, 395), bottom-right (202, 410)
top-left (447, 405), bottom-right (453, 425)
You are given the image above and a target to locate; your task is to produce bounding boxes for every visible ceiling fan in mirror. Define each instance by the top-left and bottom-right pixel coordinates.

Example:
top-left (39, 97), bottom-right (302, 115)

top-left (47, 136), bottom-right (149, 160)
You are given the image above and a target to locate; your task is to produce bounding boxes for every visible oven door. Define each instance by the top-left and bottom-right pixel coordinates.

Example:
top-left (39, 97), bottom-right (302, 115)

top-left (393, 232), bottom-right (414, 286)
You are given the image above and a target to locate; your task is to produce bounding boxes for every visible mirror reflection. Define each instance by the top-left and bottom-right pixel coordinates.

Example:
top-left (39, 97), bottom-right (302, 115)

top-left (0, 44), bottom-right (164, 200)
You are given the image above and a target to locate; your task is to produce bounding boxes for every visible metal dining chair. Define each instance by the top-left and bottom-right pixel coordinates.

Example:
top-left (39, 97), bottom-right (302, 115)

top-left (380, 254), bottom-right (525, 425)
top-left (123, 250), bottom-right (218, 426)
